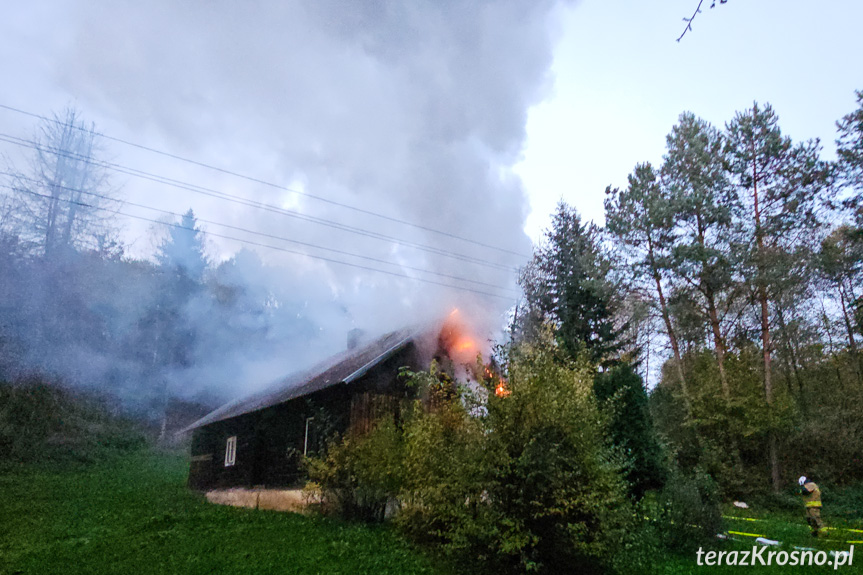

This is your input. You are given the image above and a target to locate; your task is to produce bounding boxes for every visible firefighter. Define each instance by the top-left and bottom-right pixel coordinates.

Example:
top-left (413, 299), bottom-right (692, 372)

top-left (798, 475), bottom-right (823, 537)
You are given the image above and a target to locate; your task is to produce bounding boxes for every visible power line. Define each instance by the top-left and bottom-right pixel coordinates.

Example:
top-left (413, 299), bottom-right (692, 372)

top-left (2, 183), bottom-right (518, 301)
top-left (0, 132), bottom-right (520, 274)
top-left (0, 132), bottom-right (517, 272)
top-left (3, 171), bottom-right (519, 295)
top-left (0, 102), bottom-right (530, 259)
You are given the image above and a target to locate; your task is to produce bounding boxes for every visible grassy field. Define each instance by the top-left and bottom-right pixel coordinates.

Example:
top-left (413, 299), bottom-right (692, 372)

top-left (0, 450), bottom-right (453, 575)
top-left (653, 503), bottom-right (863, 574)
top-left (1, 449), bottom-right (861, 574)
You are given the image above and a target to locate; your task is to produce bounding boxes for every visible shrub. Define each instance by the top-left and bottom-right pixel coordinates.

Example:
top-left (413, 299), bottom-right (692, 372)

top-left (396, 381), bottom-right (501, 557)
top-left (309, 335), bottom-right (638, 573)
top-left (306, 415), bottom-right (405, 521)
top-left (593, 362), bottom-right (666, 499)
top-left (400, 337), bottom-right (634, 573)
top-left (656, 468), bottom-right (722, 553)
top-left (608, 505), bottom-right (665, 575)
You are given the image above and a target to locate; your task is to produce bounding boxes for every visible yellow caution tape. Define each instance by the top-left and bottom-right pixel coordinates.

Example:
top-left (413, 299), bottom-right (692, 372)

top-left (728, 531), bottom-right (764, 538)
top-left (725, 516), bottom-right (863, 534)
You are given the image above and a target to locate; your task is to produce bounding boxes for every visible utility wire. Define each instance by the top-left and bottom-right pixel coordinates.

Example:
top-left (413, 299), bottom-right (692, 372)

top-left (0, 132), bottom-right (517, 272)
top-left (0, 102), bottom-right (530, 259)
top-left (0, 132), bottom-right (520, 274)
top-left (2, 183), bottom-right (517, 301)
top-left (3, 171), bottom-right (519, 295)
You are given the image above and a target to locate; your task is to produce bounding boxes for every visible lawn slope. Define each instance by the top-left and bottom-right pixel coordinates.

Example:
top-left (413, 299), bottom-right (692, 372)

top-left (0, 451), bottom-right (450, 575)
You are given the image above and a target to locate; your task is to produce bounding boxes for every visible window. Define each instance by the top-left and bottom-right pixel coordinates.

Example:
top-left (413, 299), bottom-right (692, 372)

top-left (224, 435), bottom-right (237, 467)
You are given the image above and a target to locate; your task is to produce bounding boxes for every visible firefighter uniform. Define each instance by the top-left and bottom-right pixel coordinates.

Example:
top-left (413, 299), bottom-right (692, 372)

top-left (801, 480), bottom-right (823, 536)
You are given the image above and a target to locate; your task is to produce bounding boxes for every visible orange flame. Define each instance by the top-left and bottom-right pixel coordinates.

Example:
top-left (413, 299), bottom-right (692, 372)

top-left (440, 308), bottom-right (482, 364)
top-left (495, 381), bottom-right (510, 397)
top-left (455, 338), bottom-right (476, 352)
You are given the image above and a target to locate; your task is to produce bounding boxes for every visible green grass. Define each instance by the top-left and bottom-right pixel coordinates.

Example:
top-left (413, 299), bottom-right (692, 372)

top-left (651, 507), bottom-right (863, 574)
top-left (0, 450), bottom-right (453, 575)
top-left (2, 450), bottom-right (861, 574)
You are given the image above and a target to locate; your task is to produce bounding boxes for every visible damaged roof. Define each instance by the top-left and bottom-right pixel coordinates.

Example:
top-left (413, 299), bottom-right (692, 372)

top-left (183, 324), bottom-right (430, 432)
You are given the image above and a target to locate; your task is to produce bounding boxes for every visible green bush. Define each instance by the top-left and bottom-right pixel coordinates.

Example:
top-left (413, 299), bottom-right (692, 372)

top-left (607, 503), bottom-right (666, 575)
top-left (306, 415), bottom-right (405, 521)
top-left (316, 335), bottom-right (638, 574)
top-left (656, 468), bottom-right (723, 553)
top-left (473, 341), bottom-right (633, 573)
top-left (593, 362), bottom-right (666, 499)
top-left (396, 377), bottom-right (502, 560)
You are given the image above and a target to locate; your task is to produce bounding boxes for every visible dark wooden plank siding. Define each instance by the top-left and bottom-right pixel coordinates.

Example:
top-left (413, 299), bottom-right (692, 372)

top-left (188, 342), bottom-right (421, 491)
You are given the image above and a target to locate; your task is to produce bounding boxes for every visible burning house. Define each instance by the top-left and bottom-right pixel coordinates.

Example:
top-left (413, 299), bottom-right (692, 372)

top-left (184, 313), bottom-right (482, 491)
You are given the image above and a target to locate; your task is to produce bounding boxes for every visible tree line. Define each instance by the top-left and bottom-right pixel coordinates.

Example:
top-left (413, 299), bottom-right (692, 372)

top-left (0, 109), bottom-right (347, 432)
top-left (517, 93), bottom-right (863, 497)
top-left (299, 94), bottom-right (863, 573)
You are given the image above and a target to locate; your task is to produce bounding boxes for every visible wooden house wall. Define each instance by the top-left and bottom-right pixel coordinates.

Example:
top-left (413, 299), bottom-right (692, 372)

top-left (187, 342), bottom-right (420, 491)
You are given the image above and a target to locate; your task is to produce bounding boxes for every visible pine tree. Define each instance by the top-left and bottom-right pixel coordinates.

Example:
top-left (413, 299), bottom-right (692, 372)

top-left (662, 112), bottom-right (737, 404)
top-left (725, 102), bottom-right (830, 491)
top-left (519, 202), bottom-right (623, 366)
top-left (605, 163), bottom-right (693, 415)
top-left (836, 90), bottom-right (863, 347)
top-left (837, 90), bottom-right (863, 202)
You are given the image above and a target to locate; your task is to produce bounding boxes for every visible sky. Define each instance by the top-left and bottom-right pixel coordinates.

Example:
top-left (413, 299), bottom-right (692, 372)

top-left (518, 0), bottom-right (863, 241)
top-left (1, 0), bottom-right (861, 336)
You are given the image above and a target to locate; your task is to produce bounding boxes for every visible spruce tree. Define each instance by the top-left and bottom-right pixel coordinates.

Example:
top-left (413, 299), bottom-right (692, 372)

top-left (519, 202), bottom-right (623, 366)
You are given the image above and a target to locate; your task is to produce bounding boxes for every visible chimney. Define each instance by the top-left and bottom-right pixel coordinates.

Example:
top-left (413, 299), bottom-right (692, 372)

top-left (347, 328), bottom-right (365, 351)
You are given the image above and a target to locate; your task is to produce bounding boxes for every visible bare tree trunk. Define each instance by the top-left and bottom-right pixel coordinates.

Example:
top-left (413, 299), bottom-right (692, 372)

top-left (654, 271), bottom-right (691, 411)
top-left (701, 266), bottom-right (746, 472)
top-left (44, 184), bottom-right (61, 256)
top-left (759, 286), bottom-right (774, 402)
top-left (694, 213), bottom-right (731, 402)
top-left (850, 283), bottom-right (863, 337)
top-left (48, 121), bottom-right (77, 255)
top-left (705, 289), bottom-right (731, 402)
top-left (59, 133), bottom-right (93, 248)
top-left (839, 283), bottom-right (859, 352)
top-left (647, 242), bottom-right (693, 417)
top-left (752, 154), bottom-right (781, 493)
top-left (759, 260), bottom-right (781, 491)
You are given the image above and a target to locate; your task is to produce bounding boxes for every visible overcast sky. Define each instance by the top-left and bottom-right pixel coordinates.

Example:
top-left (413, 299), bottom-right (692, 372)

top-left (1, 0), bottom-right (861, 333)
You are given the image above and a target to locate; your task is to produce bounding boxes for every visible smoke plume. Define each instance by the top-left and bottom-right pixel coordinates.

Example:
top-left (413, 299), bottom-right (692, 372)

top-left (0, 1), bottom-right (565, 408)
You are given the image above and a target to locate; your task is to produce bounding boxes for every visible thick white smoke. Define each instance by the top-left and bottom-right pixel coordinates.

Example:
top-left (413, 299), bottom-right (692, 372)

top-left (0, 1), bottom-right (568, 404)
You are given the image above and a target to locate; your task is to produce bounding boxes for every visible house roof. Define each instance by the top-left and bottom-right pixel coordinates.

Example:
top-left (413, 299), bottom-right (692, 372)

top-left (183, 323), bottom-right (431, 432)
